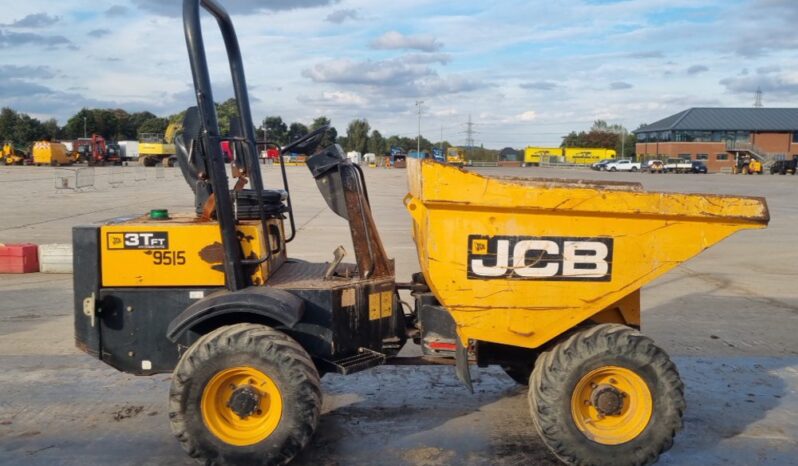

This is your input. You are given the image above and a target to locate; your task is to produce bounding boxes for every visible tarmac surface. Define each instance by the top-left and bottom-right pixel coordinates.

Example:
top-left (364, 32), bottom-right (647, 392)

top-left (0, 163), bottom-right (796, 465)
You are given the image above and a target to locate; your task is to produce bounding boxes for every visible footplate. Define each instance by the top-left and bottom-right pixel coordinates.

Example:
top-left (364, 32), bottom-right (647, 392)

top-left (319, 348), bottom-right (386, 375)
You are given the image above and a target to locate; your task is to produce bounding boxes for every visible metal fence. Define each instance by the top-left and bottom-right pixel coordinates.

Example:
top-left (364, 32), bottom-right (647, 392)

top-left (54, 167), bottom-right (96, 191)
top-left (76, 167), bottom-right (94, 189)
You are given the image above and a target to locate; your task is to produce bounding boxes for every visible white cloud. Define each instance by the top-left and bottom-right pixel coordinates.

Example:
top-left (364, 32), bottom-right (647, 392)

top-left (326, 9), bottom-right (359, 24)
top-left (609, 81), bottom-right (634, 90)
top-left (370, 31), bottom-right (442, 52)
top-left (132, 0), bottom-right (339, 16)
top-left (518, 111), bottom-right (537, 122)
top-left (3, 13), bottom-right (59, 28)
top-left (1, 0), bottom-right (797, 149)
top-left (686, 65), bottom-right (708, 75)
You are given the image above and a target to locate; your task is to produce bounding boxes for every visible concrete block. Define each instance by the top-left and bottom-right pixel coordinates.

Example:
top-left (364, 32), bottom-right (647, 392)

top-left (38, 243), bottom-right (73, 273)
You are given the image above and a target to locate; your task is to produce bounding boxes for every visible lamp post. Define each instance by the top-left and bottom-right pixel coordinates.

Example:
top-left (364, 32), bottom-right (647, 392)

top-left (83, 116), bottom-right (87, 138)
top-left (614, 126), bottom-right (627, 160)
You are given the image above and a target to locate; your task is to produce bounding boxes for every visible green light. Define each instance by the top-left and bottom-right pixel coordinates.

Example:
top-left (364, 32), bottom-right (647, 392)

top-left (150, 209), bottom-right (169, 220)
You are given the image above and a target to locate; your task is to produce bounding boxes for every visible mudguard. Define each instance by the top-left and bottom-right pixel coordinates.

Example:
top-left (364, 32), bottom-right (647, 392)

top-left (166, 286), bottom-right (304, 342)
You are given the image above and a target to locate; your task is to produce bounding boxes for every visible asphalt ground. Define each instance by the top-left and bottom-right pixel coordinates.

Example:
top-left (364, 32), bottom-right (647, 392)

top-left (0, 163), bottom-right (796, 465)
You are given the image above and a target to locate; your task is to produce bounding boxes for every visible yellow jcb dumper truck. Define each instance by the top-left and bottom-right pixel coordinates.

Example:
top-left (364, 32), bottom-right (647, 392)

top-left (73, 2), bottom-right (769, 465)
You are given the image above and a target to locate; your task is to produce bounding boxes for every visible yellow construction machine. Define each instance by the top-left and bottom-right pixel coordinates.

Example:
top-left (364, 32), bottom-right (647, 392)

top-left (446, 147), bottom-right (465, 166)
top-left (72, 2), bottom-right (769, 465)
top-left (138, 122), bottom-right (181, 166)
top-left (733, 154), bottom-right (763, 174)
top-left (2, 142), bottom-right (28, 165)
top-left (32, 141), bottom-right (72, 166)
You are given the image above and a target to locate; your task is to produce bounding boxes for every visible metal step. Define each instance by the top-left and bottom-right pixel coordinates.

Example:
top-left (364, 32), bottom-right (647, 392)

top-left (319, 348), bottom-right (386, 375)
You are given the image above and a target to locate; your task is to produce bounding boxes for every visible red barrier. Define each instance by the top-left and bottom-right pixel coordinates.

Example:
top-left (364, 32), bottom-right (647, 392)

top-left (0, 243), bottom-right (40, 273)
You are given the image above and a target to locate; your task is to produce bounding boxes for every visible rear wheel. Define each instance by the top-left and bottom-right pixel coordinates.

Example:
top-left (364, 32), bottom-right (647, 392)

top-left (528, 324), bottom-right (684, 466)
top-left (169, 323), bottom-right (321, 465)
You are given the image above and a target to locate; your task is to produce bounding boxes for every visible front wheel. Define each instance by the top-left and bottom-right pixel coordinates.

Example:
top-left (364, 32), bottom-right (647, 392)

top-left (169, 323), bottom-right (322, 465)
top-left (609, 167), bottom-right (617, 172)
top-left (528, 324), bottom-right (684, 466)
top-left (630, 167), bottom-right (638, 172)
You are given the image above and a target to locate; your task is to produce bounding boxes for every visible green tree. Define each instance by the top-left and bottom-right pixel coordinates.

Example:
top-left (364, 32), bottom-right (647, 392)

top-left (432, 140), bottom-right (452, 153)
top-left (0, 108), bottom-right (21, 144)
top-left (15, 113), bottom-right (45, 145)
top-left (62, 108), bottom-right (125, 140)
top-left (63, 108), bottom-right (91, 139)
top-left (262, 116), bottom-right (288, 146)
top-left (215, 98), bottom-right (238, 136)
top-left (386, 135), bottom-right (402, 152)
top-left (310, 116), bottom-right (337, 148)
top-left (126, 111), bottom-right (158, 139)
top-left (345, 119), bottom-right (370, 153)
top-left (398, 136), bottom-right (417, 151)
top-left (287, 122), bottom-right (309, 143)
top-left (137, 117), bottom-right (169, 137)
top-left (368, 129), bottom-right (385, 155)
top-left (41, 118), bottom-right (60, 140)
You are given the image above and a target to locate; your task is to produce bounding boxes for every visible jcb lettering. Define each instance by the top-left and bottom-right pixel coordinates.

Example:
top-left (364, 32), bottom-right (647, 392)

top-left (107, 232), bottom-right (169, 250)
top-left (467, 235), bottom-right (612, 281)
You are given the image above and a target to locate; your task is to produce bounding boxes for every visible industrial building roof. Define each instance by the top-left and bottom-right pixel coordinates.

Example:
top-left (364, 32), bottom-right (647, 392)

top-left (634, 108), bottom-right (798, 133)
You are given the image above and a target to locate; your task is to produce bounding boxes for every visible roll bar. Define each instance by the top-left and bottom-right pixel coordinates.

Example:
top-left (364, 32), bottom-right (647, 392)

top-left (182, 0), bottom-right (267, 291)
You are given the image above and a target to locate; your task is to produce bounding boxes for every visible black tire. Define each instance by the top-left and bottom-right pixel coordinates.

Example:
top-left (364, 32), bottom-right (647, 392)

top-left (502, 365), bottom-right (532, 385)
top-left (528, 324), bottom-right (684, 466)
top-left (609, 167), bottom-right (617, 172)
top-left (169, 323), bottom-right (322, 465)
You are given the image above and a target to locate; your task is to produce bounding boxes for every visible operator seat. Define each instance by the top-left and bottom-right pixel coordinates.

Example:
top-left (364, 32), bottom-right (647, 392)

top-left (174, 106), bottom-right (287, 220)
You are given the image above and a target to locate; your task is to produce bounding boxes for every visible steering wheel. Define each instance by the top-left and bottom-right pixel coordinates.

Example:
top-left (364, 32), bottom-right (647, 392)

top-left (281, 125), bottom-right (329, 156)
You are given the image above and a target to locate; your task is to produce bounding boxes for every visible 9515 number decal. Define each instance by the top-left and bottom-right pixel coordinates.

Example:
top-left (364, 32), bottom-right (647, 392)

top-left (148, 250), bottom-right (187, 266)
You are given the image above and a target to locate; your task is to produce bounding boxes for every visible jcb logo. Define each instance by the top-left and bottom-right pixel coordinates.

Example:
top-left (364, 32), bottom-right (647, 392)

top-left (467, 235), bottom-right (612, 281)
top-left (107, 232), bottom-right (169, 250)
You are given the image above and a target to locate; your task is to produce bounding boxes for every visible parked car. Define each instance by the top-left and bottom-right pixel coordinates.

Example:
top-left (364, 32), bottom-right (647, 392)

top-left (770, 159), bottom-right (797, 175)
top-left (592, 159), bottom-right (616, 171)
top-left (605, 159), bottom-right (641, 172)
top-left (664, 158), bottom-right (693, 173)
top-left (644, 159), bottom-right (664, 174)
top-left (690, 161), bottom-right (708, 174)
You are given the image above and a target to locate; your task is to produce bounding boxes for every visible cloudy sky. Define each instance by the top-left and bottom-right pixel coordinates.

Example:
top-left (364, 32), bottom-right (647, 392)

top-left (1, 0), bottom-right (796, 147)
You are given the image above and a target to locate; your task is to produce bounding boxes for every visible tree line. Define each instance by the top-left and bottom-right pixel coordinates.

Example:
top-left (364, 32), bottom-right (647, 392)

top-left (0, 102), bottom-right (637, 159)
top-left (0, 99), bottom-right (457, 157)
top-left (561, 120), bottom-right (637, 159)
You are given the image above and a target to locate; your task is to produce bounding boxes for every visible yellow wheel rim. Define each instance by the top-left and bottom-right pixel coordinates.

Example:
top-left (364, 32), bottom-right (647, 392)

top-left (570, 365), bottom-right (652, 445)
top-left (201, 366), bottom-right (283, 446)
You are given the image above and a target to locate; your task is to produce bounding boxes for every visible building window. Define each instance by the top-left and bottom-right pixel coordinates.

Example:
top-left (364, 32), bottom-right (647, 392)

top-left (678, 153), bottom-right (691, 160)
top-left (793, 132), bottom-right (798, 143)
top-left (716, 153), bottom-right (729, 161)
top-left (696, 153), bottom-right (709, 160)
